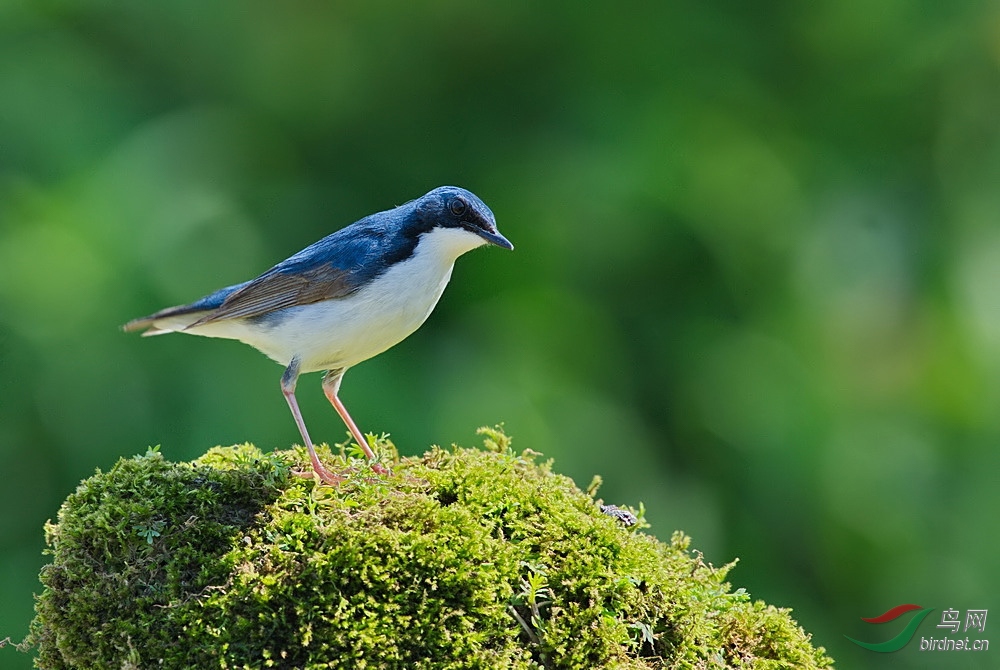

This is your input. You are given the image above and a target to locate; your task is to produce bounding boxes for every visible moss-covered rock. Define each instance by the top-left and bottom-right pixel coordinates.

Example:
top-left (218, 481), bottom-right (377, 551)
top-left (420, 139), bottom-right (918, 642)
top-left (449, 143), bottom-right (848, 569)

top-left (28, 428), bottom-right (833, 669)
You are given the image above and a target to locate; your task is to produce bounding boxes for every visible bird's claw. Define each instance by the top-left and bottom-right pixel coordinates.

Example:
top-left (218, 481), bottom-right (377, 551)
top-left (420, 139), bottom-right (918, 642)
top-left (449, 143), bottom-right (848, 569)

top-left (293, 460), bottom-right (390, 485)
top-left (292, 466), bottom-right (347, 485)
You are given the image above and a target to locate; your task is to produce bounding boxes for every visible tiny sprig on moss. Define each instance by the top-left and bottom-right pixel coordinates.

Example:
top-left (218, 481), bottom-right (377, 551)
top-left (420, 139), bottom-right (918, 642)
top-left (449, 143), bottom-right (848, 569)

top-left (133, 519), bottom-right (165, 545)
top-left (24, 427), bottom-right (833, 670)
top-left (477, 423), bottom-right (512, 453)
top-left (513, 561), bottom-right (552, 637)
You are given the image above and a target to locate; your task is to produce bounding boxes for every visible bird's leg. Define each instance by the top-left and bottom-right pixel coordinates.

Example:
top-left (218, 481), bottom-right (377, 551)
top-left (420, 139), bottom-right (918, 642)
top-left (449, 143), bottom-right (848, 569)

top-left (322, 369), bottom-right (390, 475)
top-left (281, 358), bottom-right (345, 485)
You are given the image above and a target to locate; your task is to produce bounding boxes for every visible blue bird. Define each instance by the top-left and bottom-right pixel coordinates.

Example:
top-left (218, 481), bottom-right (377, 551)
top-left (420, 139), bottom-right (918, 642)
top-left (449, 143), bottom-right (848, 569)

top-left (124, 186), bottom-right (513, 484)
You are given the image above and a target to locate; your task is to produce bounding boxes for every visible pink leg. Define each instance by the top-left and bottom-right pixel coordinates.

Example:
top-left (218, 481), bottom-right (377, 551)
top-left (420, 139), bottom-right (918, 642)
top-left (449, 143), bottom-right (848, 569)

top-left (322, 370), bottom-right (389, 475)
top-left (281, 359), bottom-right (345, 485)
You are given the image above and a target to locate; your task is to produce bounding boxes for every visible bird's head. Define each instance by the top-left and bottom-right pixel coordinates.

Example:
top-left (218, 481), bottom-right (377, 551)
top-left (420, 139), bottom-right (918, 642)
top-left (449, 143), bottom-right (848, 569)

top-left (414, 186), bottom-right (513, 252)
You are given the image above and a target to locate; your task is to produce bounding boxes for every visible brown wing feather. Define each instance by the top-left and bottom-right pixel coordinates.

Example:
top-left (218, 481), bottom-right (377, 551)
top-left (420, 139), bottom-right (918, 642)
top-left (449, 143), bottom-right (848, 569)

top-left (190, 264), bottom-right (359, 327)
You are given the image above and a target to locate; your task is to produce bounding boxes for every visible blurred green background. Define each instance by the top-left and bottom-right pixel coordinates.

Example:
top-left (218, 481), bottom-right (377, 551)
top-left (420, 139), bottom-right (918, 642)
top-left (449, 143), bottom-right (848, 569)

top-left (2, 2), bottom-right (998, 668)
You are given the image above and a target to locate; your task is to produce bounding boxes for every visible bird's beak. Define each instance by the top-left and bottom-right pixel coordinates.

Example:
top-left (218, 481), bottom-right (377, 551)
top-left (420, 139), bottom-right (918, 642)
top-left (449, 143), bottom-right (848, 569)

top-left (478, 227), bottom-right (514, 251)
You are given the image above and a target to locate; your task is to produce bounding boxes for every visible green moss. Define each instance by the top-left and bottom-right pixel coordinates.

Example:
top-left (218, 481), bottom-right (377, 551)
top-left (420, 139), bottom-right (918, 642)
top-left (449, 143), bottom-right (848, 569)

top-left (28, 429), bottom-right (833, 669)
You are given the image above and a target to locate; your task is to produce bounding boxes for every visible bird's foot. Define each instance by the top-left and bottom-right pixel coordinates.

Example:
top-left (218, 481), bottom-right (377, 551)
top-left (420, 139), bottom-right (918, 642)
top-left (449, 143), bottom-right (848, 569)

top-left (292, 460), bottom-right (390, 485)
top-left (292, 461), bottom-right (348, 485)
top-left (292, 448), bottom-right (347, 486)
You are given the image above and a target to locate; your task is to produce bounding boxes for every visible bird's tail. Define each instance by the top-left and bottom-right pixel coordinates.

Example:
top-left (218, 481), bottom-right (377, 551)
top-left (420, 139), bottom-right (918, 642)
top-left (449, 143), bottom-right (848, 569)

top-left (122, 281), bottom-right (249, 336)
top-left (122, 304), bottom-right (213, 336)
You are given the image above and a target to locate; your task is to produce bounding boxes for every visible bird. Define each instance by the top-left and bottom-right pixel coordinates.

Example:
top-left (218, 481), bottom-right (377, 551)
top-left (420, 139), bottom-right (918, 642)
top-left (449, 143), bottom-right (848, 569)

top-left (124, 185), bottom-right (513, 484)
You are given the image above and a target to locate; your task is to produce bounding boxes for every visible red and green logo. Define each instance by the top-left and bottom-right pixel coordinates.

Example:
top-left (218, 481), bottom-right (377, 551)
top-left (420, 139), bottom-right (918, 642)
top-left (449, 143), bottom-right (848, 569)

top-left (845, 604), bottom-right (935, 652)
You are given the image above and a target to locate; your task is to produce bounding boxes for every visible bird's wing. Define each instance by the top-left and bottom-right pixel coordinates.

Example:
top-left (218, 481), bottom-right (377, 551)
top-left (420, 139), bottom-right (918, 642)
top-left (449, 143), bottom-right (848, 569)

top-left (189, 262), bottom-right (361, 326)
top-left (124, 207), bottom-right (410, 331)
top-left (188, 225), bottom-right (388, 326)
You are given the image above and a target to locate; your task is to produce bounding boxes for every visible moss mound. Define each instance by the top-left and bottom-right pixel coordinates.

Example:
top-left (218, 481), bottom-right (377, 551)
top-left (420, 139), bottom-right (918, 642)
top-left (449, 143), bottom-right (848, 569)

top-left (28, 428), bottom-right (833, 669)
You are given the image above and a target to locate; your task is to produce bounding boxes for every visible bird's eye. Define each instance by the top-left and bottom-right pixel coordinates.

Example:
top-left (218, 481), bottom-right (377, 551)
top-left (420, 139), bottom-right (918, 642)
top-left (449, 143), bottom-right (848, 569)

top-left (449, 198), bottom-right (467, 217)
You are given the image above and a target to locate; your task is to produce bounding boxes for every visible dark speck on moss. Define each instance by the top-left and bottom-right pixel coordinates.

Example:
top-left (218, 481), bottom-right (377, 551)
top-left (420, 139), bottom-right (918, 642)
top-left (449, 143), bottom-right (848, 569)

top-left (25, 428), bottom-right (833, 669)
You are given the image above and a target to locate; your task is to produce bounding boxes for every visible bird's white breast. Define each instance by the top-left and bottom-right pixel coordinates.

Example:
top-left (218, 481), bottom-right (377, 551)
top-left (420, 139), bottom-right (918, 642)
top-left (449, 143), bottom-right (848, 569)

top-left (186, 226), bottom-right (487, 373)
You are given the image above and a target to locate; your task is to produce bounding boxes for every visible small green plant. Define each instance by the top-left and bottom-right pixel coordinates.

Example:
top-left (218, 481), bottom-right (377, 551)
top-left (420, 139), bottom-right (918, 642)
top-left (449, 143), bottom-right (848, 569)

top-left (509, 561), bottom-right (552, 652)
top-left (132, 520), bottom-right (165, 545)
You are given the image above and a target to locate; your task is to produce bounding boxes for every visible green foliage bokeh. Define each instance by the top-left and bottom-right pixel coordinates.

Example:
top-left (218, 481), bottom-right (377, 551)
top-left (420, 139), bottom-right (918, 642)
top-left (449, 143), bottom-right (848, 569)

top-left (1, 3), bottom-right (998, 668)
